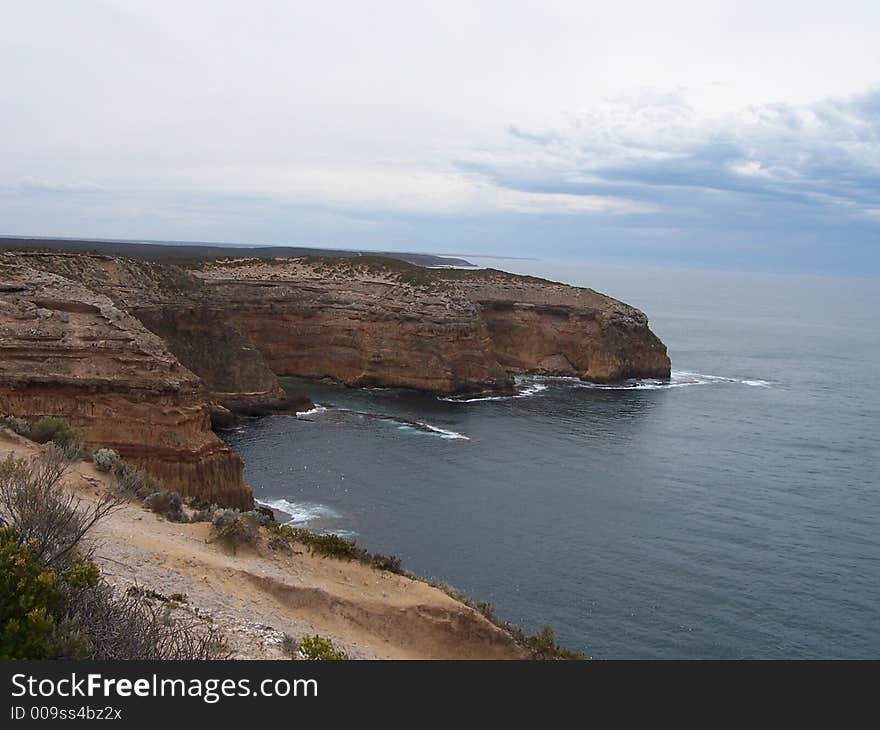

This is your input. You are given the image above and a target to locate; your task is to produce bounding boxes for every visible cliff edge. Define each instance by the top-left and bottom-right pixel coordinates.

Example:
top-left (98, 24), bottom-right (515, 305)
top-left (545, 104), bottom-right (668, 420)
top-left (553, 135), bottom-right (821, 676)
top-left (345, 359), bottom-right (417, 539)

top-left (195, 256), bottom-right (670, 393)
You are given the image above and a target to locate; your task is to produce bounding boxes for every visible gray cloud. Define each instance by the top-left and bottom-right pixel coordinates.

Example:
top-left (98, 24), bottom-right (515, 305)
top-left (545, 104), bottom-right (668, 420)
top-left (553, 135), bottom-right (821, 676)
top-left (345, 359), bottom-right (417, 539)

top-left (1, 2), bottom-right (879, 273)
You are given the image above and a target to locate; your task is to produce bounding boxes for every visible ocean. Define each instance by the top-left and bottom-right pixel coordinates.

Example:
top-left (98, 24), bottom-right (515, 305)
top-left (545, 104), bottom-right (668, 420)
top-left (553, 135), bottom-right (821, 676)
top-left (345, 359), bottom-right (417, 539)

top-left (221, 259), bottom-right (880, 658)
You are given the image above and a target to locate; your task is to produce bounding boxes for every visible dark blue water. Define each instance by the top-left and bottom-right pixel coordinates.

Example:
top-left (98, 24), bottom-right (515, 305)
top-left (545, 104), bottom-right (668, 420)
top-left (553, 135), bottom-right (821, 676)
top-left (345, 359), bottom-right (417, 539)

top-left (221, 261), bottom-right (880, 658)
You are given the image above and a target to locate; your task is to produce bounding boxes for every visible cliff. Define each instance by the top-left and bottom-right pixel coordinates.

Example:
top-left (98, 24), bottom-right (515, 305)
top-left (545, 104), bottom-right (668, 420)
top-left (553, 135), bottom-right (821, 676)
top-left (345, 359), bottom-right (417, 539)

top-left (195, 256), bottom-right (670, 393)
top-left (0, 254), bottom-right (253, 509)
top-left (0, 250), bottom-right (669, 507)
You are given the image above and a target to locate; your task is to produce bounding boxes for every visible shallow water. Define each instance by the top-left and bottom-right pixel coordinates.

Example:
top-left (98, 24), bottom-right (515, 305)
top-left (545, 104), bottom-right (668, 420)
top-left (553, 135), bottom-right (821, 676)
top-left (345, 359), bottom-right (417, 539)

top-left (222, 261), bottom-right (880, 658)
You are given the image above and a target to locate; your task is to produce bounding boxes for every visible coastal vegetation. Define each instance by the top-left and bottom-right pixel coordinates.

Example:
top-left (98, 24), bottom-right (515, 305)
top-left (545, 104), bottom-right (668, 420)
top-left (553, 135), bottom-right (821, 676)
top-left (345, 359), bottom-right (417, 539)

top-left (295, 635), bottom-right (346, 661)
top-left (0, 450), bottom-right (226, 659)
top-left (30, 416), bottom-right (79, 449)
top-left (91, 448), bottom-right (120, 472)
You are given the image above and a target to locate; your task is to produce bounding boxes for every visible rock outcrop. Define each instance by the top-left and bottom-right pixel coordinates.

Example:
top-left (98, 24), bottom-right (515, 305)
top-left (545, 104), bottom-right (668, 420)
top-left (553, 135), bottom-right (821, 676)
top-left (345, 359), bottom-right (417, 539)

top-left (195, 257), bottom-right (670, 393)
top-left (0, 255), bottom-right (253, 509)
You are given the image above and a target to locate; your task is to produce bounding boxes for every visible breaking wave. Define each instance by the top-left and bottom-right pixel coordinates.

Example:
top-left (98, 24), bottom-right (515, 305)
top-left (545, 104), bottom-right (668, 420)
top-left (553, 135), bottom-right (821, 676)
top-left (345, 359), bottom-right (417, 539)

top-left (258, 498), bottom-right (340, 525)
top-left (395, 420), bottom-right (470, 440)
top-left (572, 370), bottom-right (773, 390)
top-left (438, 381), bottom-right (549, 403)
top-left (298, 405), bottom-right (470, 441)
top-left (439, 370), bottom-right (771, 401)
top-left (296, 404), bottom-right (328, 417)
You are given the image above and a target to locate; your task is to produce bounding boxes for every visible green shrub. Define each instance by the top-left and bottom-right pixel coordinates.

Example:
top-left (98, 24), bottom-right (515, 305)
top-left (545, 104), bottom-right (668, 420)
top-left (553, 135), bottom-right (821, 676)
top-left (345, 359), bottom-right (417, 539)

top-left (297, 635), bottom-right (345, 660)
top-left (475, 601), bottom-right (498, 624)
top-left (190, 504), bottom-right (219, 523)
top-left (0, 450), bottom-right (120, 568)
top-left (523, 625), bottom-right (585, 660)
top-left (0, 527), bottom-right (65, 659)
top-left (92, 448), bottom-right (120, 472)
top-left (369, 553), bottom-right (403, 573)
top-left (429, 579), bottom-right (586, 660)
top-left (267, 524), bottom-right (404, 573)
top-left (0, 451), bottom-right (226, 660)
top-left (30, 417), bottom-right (78, 447)
top-left (0, 526), bottom-right (101, 660)
top-left (301, 532), bottom-right (362, 560)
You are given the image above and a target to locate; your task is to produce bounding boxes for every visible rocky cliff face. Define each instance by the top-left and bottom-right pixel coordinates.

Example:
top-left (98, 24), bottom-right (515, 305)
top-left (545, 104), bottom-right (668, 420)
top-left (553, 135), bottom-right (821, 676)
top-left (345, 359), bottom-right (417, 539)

top-left (6, 252), bottom-right (296, 414)
top-left (0, 254), bottom-right (253, 509)
top-left (459, 275), bottom-right (670, 383)
top-left (195, 257), bottom-right (670, 393)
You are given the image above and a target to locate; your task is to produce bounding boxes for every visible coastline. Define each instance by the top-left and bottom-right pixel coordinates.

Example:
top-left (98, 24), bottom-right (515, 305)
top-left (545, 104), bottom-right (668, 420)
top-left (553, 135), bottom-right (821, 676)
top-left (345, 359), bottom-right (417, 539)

top-left (0, 428), bottom-right (577, 659)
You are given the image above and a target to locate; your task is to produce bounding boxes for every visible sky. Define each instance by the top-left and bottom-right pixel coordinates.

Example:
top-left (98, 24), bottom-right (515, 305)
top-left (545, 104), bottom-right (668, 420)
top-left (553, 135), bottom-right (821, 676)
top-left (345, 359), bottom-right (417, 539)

top-left (1, 0), bottom-right (879, 274)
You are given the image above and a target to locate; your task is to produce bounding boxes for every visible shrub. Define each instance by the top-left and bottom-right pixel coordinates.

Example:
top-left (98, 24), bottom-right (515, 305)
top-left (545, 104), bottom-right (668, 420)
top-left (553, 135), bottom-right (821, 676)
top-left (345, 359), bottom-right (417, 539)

top-left (112, 461), bottom-right (163, 500)
top-left (298, 531), bottom-right (361, 560)
top-left (30, 417), bottom-right (78, 447)
top-left (0, 451), bottom-right (227, 660)
top-left (142, 491), bottom-right (186, 523)
top-left (0, 526), bottom-right (65, 659)
top-left (266, 524), bottom-right (404, 573)
top-left (0, 415), bottom-right (31, 438)
top-left (0, 451), bottom-right (122, 567)
top-left (281, 633), bottom-right (298, 658)
top-left (67, 580), bottom-right (227, 660)
top-left (428, 579), bottom-right (586, 660)
top-left (475, 601), bottom-right (498, 624)
top-left (370, 553), bottom-right (403, 574)
top-left (209, 510), bottom-right (259, 553)
top-left (297, 635), bottom-right (345, 660)
top-left (92, 448), bottom-right (120, 473)
top-left (190, 504), bottom-right (219, 523)
top-left (523, 625), bottom-right (585, 660)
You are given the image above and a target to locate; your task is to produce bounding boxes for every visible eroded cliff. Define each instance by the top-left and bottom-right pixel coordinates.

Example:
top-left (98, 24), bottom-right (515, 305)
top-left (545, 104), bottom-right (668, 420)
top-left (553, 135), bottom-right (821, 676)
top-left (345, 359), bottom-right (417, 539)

top-left (195, 257), bottom-right (670, 393)
top-left (0, 254), bottom-right (253, 508)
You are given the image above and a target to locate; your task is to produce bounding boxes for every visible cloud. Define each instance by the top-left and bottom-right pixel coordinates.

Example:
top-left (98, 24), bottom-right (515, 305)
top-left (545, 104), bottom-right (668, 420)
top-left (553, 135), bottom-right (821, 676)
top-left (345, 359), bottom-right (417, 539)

top-left (460, 88), bottom-right (880, 232)
top-left (1, 2), bottom-right (879, 272)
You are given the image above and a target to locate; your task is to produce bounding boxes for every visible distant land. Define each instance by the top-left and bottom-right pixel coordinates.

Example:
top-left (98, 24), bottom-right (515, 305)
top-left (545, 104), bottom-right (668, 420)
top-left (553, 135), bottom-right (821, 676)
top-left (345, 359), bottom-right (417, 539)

top-left (0, 235), bottom-right (474, 268)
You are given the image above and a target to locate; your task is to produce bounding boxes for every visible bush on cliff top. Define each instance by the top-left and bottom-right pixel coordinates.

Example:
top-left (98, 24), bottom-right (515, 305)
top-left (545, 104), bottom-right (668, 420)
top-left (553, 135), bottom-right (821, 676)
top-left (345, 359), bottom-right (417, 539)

top-left (296, 635), bottom-right (346, 661)
top-left (267, 523), bottom-right (403, 573)
top-left (0, 526), bottom-right (70, 659)
top-left (209, 510), bottom-right (260, 553)
top-left (0, 451), bottom-right (227, 659)
top-left (92, 448), bottom-right (120, 473)
top-left (111, 460), bottom-right (163, 500)
top-left (142, 490), bottom-right (187, 523)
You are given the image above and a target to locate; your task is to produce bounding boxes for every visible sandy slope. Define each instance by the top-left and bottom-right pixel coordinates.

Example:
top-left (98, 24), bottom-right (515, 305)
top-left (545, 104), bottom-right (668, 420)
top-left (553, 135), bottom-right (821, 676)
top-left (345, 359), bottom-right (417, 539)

top-left (0, 431), bottom-right (526, 660)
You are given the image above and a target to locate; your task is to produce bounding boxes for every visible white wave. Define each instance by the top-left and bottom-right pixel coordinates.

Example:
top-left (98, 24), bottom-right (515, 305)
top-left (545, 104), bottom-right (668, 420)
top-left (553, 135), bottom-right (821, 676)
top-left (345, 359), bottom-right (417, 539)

top-left (573, 370), bottom-right (772, 390)
top-left (415, 421), bottom-right (470, 440)
top-left (438, 381), bottom-right (549, 403)
top-left (396, 420), bottom-right (470, 440)
top-left (296, 404), bottom-right (328, 417)
top-left (518, 382), bottom-right (550, 397)
top-left (441, 371), bottom-right (772, 398)
top-left (257, 498), bottom-right (340, 526)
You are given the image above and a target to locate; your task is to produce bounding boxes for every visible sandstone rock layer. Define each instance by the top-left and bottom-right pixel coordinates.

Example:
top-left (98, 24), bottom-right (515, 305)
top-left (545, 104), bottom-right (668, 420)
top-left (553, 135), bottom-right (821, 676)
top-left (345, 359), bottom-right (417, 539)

top-left (196, 257), bottom-right (671, 393)
top-left (0, 255), bottom-right (252, 509)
